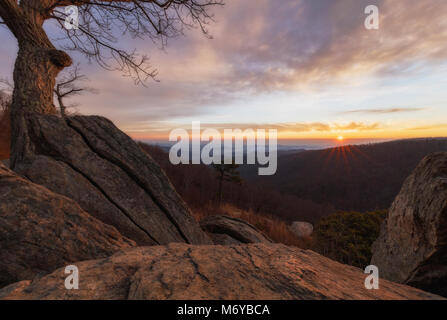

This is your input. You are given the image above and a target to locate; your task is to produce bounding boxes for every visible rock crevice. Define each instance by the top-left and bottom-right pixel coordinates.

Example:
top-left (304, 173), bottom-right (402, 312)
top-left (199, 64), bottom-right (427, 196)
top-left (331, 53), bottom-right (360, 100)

top-left (0, 162), bottom-right (135, 288)
top-left (12, 113), bottom-right (211, 246)
top-left (371, 152), bottom-right (447, 297)
top-left (65, 119), bottom-right (189, 243)
top-left (0, 244), bottom-right (441, 300)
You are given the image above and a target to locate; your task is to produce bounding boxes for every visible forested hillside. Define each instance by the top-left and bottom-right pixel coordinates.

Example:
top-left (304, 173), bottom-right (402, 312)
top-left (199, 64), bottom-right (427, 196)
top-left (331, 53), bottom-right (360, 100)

top-left (243, 139), bottom-right (447, 212)
top-left (140, 143), bottom-right (334, 223)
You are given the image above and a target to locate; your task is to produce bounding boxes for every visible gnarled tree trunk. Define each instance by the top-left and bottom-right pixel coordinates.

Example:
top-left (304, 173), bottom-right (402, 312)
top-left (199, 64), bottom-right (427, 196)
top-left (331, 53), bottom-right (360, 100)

top-left (0, 0), bottom-right (72, 166)
top-left (10, 44), bottom-right (72, 167)
top-left (0, 0), bottom-right (212, 246)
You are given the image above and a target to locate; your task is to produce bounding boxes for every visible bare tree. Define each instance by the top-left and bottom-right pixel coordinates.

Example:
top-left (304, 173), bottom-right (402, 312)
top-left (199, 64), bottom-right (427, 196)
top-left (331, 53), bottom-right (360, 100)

top-left (0, 90), bottom-right (11, 115)
top-left (0, 82), bottom-right (11, 160)
top-left (0, 78), bottom-right (14, 93)
top-left (0, 78), bottom-right (12, 114)
top-left (212, 163), bottom-right (242, 206)
top-left (54, 65), bottom-right (96, 117)
top-left (0, 0), bottom-right (223, 160)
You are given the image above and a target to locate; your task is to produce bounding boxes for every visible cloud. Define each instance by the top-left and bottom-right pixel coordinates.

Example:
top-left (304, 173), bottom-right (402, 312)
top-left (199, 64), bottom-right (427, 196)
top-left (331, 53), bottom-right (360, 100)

top-left (108, 0), bottom-right (447, 123)
top-left (340, 108), bottom-right (426, 115)
top-left (125, 121), bottom-right (382, 139)
top-left (189, 0), bottom-right (447, 92)
top-left (409, 124), bottom-right (447, 131)
top-left (1, 0), bottom-right (447, 129)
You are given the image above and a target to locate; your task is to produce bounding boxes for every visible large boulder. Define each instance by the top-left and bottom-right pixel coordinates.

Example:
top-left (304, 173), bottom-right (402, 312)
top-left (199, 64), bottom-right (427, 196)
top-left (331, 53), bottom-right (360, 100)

top-left (11, 114), bottom-right (211, 246)
top-left (0, 243), bottom-right (441, 300)
top-left (0, 162), bottom-right (135, 288)
top-left (371, 152), bottom-right (447, 296)
top-left (200, 215), bottom-right (272, 245)
top-left (289, 221), bottom-right (313, 238)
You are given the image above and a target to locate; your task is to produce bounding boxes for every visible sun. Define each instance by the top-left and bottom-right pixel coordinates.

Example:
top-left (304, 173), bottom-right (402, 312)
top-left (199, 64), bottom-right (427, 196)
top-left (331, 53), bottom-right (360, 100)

top-left (337, 135), bottom-right (344, 141)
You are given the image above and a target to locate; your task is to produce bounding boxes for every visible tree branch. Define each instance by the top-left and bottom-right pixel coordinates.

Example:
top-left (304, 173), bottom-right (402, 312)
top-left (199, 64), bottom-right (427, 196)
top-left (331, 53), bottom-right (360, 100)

top-left (44, 0), bottom-right (223, 84)
top-left (3, 0), bottom-right (223, 85)
top-left (54, 64), bottom-right (97, 117)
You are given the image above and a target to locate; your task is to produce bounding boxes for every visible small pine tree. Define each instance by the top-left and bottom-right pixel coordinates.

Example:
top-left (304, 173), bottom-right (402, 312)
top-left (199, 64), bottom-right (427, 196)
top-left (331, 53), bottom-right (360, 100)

top-left (212, 163), bottom-right (242, 206)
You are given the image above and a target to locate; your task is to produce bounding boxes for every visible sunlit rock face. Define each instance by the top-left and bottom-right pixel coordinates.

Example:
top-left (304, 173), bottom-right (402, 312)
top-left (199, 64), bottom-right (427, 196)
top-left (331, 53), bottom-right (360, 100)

top-left (371, 152), bottom-right (447, 297)
top-left (11, 113), bottom-right (212, 246)
top-left (0, 162), bottom-right (135, 288)
top-left (0, 243), bottom-right (442, 300)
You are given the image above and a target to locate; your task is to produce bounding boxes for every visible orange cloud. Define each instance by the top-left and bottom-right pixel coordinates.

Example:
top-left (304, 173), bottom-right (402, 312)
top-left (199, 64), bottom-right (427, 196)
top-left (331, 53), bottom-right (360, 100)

top-left (126, 121), bottom-right (382, 140)
top-left (340, 108), bottom-right (427, 115)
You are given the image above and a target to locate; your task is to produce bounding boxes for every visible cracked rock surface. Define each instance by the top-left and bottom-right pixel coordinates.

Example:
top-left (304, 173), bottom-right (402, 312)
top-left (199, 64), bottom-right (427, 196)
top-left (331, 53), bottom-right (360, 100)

top-left (0, 243), bottom-right (442, 300)
top-left (0, 162), bottom-right (135, 288)
top-left (371, 152), bottom-right (447, 297)
top-left (11, 114), bottom-right (211, 246)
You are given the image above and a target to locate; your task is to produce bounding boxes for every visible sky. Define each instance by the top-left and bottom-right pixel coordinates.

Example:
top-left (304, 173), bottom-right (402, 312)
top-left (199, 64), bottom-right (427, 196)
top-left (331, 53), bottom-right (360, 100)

top-left (1, 0), bottom-right (447, 142)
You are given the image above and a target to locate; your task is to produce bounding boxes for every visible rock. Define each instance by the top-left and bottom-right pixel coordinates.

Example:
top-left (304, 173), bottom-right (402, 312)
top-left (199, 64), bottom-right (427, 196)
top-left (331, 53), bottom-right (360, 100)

top-left (1, 159), bottom-right (9, 168)
top-left (200, 215), bottom-right (272, 244)
top-left (0, 243), bottom-right (442, 300)
top-left (0, 162), bottom-right (135, 288)
top-left (206, 233), bottom-right (242, 245)
top-left (289, 221), bottom-right (313, 238)
top-left (371, 152), bottom-right (447, 297)
top-left (11, 113), bottom-right (211, 246)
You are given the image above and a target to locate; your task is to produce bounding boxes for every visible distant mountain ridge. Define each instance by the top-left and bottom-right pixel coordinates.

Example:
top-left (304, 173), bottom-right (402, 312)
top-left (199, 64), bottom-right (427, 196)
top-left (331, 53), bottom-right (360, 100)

top-left (242, 138), bottom-right (447, 212)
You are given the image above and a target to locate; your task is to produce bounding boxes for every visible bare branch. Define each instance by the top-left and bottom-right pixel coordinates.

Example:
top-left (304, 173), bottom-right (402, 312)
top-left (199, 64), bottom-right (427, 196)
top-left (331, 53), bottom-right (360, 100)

top-left (45, 0), bottom-right (224, 84)
top-left (0, 80), bottom-right (12, 117)
top-left (54, 64), bottom-right (97, 117)
top-left (0, 78), bottom-right (14, 93)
